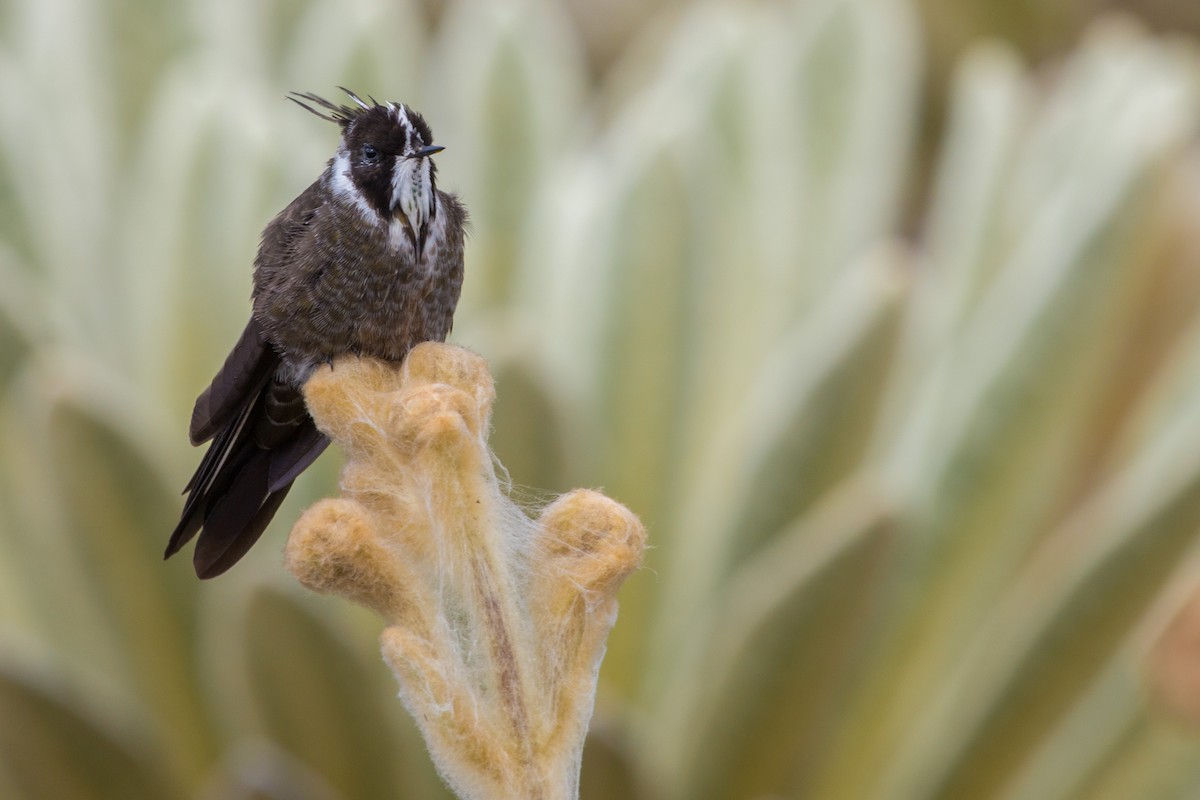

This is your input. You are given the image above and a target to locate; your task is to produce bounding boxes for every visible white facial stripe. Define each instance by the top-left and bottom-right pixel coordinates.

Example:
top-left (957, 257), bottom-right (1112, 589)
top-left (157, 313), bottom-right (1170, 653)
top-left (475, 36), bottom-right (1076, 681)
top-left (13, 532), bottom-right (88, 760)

top-left (388, 103), bottom-right (424, 152)
top-left (330, 146), bottom-right (378, 224)
top-left (389, 192), bottom-right (450, 264)
top-left (330, 131), bottom-right (435, 255)
top-left (392, 154), bottom-right (434, 239)
top-left (390, 103), bottom-right (411, 132)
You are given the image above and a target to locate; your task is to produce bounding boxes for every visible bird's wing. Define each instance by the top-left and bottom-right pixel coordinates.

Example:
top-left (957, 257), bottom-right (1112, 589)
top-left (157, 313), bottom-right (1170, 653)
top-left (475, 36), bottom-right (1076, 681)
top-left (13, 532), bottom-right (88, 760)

top-left (168, 179), bottom-right (332, 577)
top-left (188, 318), bottom-right (274, 445)
top-left (254, 177), bottom-right (327, 292)
top-left (167, 339), bottom-right (275, 560)
top-left (169, 367), bottom-right (329, 578)
top-left (190, 177), bottom-right (326, 444)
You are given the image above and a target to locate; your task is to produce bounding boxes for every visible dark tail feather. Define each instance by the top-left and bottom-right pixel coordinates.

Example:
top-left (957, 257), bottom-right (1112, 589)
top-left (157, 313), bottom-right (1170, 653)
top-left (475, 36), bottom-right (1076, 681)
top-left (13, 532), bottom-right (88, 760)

top-left (166, 413), bottom-right (247, 558)
top-left (168, 326), bottom-right (331, 577)
top-left (168, 409), bottom-right (329, 578)
top-left (269, 423), bottom-right (330, 491)
top-left (188, 418), bottom-right (327, 578)
top-left (191, 452), bottom-right (292, 578)
top-left (190, 318), bottom-right (275, 446)
top-left (195, 483), bottom-right (293, 578)
top-left (166, 370), bottom-right (270, 559)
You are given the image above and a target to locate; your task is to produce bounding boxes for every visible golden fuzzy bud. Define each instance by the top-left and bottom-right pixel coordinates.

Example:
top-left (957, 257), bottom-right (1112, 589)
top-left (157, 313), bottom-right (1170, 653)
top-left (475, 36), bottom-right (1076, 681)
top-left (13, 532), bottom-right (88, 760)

top-left (285, 343), bottom-right (645, 800)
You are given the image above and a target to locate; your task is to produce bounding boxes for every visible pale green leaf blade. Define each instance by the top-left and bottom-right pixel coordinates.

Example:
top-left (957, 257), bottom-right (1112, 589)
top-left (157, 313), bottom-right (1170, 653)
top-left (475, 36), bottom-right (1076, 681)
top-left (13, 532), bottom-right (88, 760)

top-left (241, 586), bottom-right (450, 800)
top-left (649, 251), bottom-right (907, 697)
top-left (198, 741), bottom-right (348, 800)
top-left (430, 0), bottom-right (586, 310)
top-left (41, 359), bottom-right (215, 784)
top-left (653, 480), bottom-right (894, 800)
top-left (0, 657), bottom-right (178, 800)
top-left (579, 722), bottom-right (649, 800)
top-left (885, 397), bottom-right (1200, 799)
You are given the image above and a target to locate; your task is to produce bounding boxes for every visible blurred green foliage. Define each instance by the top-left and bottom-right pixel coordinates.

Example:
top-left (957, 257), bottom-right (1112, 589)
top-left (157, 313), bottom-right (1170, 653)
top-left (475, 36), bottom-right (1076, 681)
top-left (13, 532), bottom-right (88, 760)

top-left (4, 0), bottom-right (1200, 798)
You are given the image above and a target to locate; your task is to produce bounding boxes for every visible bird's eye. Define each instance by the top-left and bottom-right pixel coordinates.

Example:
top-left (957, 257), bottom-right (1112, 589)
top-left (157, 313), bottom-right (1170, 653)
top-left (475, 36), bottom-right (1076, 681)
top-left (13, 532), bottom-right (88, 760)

top-left (362, 144), bottom-right (379, 163)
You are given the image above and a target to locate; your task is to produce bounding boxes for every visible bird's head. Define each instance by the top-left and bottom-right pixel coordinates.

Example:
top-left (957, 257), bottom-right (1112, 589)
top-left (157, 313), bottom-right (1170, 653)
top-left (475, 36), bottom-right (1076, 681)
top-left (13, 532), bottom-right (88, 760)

top-left (290, 88), bottom-right (444, 240)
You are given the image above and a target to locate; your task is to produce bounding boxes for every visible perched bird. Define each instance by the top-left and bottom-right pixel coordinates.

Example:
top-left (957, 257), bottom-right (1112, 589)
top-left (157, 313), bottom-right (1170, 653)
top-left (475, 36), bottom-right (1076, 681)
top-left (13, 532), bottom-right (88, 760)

top-left (166, 89), bottom-right (467, 578)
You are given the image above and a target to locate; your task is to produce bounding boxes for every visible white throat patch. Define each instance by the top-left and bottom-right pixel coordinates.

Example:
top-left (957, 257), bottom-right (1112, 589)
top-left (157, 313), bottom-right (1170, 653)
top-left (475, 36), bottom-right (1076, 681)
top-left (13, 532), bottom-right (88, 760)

top-left (329, 140), bottom-right (435, 256)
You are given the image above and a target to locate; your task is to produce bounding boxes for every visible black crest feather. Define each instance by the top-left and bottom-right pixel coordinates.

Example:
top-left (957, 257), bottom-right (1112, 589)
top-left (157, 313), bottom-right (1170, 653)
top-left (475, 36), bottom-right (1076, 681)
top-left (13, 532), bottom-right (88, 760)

top-left (287, 89), bottom-right (435, 148)
top-left (287, 88), bottom-right (372, 127)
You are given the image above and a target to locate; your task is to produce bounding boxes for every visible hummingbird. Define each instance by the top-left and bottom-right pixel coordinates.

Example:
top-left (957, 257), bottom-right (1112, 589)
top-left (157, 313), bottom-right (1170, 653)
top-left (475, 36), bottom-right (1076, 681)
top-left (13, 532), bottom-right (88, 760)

top-left (166, 89), bottom-right (467, 578)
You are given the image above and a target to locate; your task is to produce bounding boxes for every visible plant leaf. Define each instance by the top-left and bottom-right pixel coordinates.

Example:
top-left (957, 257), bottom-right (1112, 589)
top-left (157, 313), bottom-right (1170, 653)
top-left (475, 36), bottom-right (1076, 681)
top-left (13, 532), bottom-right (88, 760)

top-left (0, 655), bottom-right (178, 800)
top-left (240, 586), bottom-right (450, 800)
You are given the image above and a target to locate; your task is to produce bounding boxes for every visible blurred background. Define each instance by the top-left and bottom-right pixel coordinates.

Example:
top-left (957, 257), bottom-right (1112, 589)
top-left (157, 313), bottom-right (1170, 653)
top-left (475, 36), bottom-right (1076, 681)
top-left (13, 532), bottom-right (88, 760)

top-left (6, 0), bottom-right (1200, 798)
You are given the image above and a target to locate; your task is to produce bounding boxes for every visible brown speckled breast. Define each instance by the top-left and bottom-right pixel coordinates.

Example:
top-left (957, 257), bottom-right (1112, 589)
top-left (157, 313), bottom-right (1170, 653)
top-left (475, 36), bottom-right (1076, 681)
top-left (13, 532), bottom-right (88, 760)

top-left (251, 177), bottom-right (466, 380)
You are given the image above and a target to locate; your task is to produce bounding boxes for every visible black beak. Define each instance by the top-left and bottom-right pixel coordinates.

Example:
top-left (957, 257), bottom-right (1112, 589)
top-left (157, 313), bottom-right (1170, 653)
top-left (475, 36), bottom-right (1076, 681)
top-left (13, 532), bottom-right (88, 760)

top-left (411, 145), bottom-right (445, 159)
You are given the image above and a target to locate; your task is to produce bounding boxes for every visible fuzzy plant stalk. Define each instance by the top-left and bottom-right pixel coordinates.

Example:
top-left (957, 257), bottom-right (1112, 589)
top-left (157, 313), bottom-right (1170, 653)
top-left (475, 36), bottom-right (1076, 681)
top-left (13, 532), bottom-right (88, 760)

top-left (283, 343), bottom-right (646, 800)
